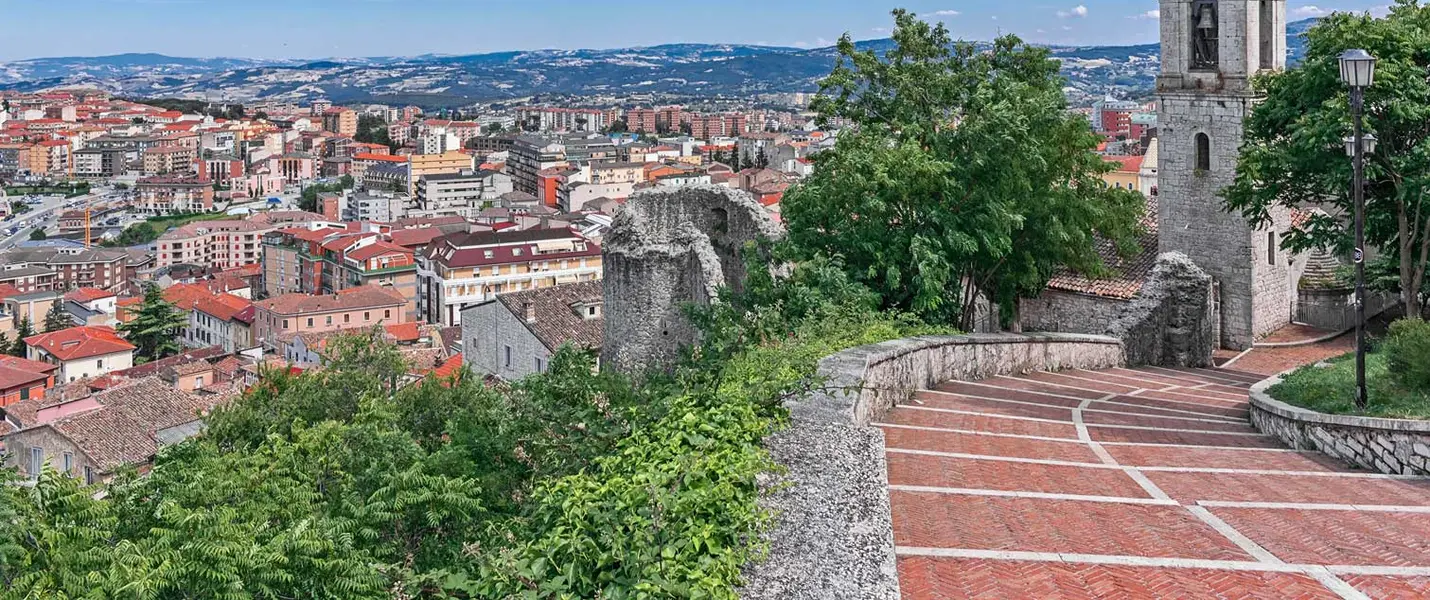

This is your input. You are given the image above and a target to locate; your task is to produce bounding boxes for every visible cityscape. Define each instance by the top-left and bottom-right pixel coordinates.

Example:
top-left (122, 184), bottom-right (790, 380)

top-left (2, 1), bottom-right (1429, 599)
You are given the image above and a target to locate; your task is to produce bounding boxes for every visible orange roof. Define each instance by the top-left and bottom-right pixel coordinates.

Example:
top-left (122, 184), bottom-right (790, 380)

top-left (163, 283), bottom-right (215, 311)
top-left (384, 322), bottom-right (421, 344)
top-left (65, 287), bottom-right (117, 303)
top-left (24, 326), bottom-right (135, 361)
top-left (1106, 155), bottom-right (1144, 173)
top-left (429, 353), bottom-right (464, 381)
top-left (0, 283), bottom-right (22, 300)
top-left (194, 293), bottom-right (252, 322)
top-left (353, 153), bottom-right (407, 163)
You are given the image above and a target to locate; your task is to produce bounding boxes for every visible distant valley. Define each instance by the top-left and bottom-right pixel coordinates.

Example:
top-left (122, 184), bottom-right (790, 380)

top-left (0, 20), bottom-right (1313, 107)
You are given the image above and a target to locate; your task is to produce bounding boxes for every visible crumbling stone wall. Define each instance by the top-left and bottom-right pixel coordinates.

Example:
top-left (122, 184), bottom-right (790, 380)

top-left (601, 185), bottom-right (785, 374)
top-left (1107, 252), bottom-right (1216, 367)
top-left (1022, 253), bottom-right (1215, 367)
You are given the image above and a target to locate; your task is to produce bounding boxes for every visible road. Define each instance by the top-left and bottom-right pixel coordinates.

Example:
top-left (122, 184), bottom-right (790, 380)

top-left (0, 188), bottom-right (111, 250)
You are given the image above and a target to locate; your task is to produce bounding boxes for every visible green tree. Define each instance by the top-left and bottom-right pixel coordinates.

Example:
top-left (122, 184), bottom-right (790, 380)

top-left (1224, 3), bottom-right (1430, 319)
top-left (755, 146), bottom-right (770, 169)
top-left (605, 119), bottom-right (627, 134)
top-left (9, 317), bottom-right (34, 356)
top-left (42, 301), bottom-right (69, 333)
top-left (254, 110), bottom-right (269, 121)
top-left (339, 174), bottom-right (354, 189)
top-left (117, 284), bottom-right (187, 362)
top-left (782, 9), bottom-right (1144, 328)
top-left (26, 229), bottom-right (44, 241)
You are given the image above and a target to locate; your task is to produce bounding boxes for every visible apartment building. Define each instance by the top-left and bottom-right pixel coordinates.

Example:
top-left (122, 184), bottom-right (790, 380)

top-left (252, 285), bottom-right (408, 350)
top-left (413, 169), bottom-right (514, 219)
top-left (155, 220), bottom-right (275, 270)
top-left (417, 228), bottom-right (602, 327)
top-left (141, 145), bottom-right (196, 175)
top-left (625, 108), bottom-right (658, 134)
top-left (321, 108), bottom-right (358, 137)
top-left (0, 247), bottom-right (129, 292)
top-left (262, 226), bottom-right (420, 319)
top-left (134, 176), bottom-right (215, 214)
top-left (24, 325), bottom-right (136, 383)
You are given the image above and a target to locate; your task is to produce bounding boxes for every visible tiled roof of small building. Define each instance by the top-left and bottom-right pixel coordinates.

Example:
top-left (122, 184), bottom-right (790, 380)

top-left (493, 281), bottom-right (604, 352)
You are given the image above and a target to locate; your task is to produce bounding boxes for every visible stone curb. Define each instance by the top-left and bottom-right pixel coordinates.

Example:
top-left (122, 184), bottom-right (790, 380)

top-left (741, 333), bottom-right (1124, 600)
top-left (1249, 374), bottom-right (1430, 476)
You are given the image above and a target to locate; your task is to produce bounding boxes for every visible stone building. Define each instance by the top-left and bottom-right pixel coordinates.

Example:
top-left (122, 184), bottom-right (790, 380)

top-left (461, 281), bottom-right (604, 381)
top-left (1157, 0), bottom-right (1296, 349)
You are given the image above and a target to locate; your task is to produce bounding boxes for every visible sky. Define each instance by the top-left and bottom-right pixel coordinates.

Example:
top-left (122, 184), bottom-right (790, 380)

top-left (0, 0), bottom-right (1394, 62)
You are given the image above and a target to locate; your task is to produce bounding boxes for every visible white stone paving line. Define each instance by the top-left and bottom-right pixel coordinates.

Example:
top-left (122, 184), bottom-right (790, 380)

top-left (874, 422), bottom-right (1312, 452)
top-left (1109, 367), bottom-right (1217, 388)
top-left (891, 547), bottom-right (1430, 578)
top-left (950, 378), bottom-right (1105, 402)
top-left (887, 484), bottom-right (1180, 506)
top-left (1184, 505), bottom-right (1285, 564)
top-left (1068, 368), bottom-right (1187, 390)
top-left (1307, 568), bottom-right (1374, 600)
top-left (1145, 365), bottom-right (1259, 387)
top-left (887, 446), bottom-right (1424, 479)
top-left (1198, 500), bottom-right (1430, 514)
top-left (920, 388), bottom-right (1245, 423)
top-left (899, 405), bottom-right (1267, 436)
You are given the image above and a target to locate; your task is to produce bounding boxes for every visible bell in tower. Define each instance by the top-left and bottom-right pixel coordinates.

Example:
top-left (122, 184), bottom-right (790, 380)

top-left (1191, 0), bottom-right (1220, 70)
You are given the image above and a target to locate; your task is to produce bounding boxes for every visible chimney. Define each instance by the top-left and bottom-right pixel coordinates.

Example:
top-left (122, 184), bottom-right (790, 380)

top-left (522, 302), bottom-right (536, 323)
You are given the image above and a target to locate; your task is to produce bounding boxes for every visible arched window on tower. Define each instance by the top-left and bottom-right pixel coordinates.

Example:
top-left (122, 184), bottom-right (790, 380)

top-left (1195, 133), bottom-right (1211, 172)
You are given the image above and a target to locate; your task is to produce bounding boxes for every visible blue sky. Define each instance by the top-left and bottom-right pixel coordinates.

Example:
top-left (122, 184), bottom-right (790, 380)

top-left (0, 0), bottom-right (1391, 61)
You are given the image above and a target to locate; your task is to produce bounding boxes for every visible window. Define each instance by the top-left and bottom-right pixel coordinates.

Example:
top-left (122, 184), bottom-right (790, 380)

top-left (306, 317), bottom-right (314, 328)
top-left (195, 375), bottom-right (204, 388)
top-left (19, 386), bottom-right (29, 401)
top-left (513, 247), bottom-right (523, 256)
top-left (504, 345), bottom-right (513, 368)
top-left (384, 309), bottom-right (391, 319)
top-left (97, 358), bottom-right (103, 369)
top-left (1267, 231), bottom-right (1277, 265)
top-left (62, 452), bottom-right (73, 474)
top-left (325, 316), bottom-right (332, 326)
top-left (29, 447), bottom-right (41, 480)
top-left (1195, 133), bottom-right (1211, 172)
top-left (283, 319), bottom-right (290, 330)
top-left (535, 357), bottom-right (547, 373)
top-left (364, 312), bottom-right (371, 321)
top-left (84, 466), bottom-right (94, 485)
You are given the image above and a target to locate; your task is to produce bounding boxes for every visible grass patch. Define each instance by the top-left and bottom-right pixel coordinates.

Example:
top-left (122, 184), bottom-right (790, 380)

top-left (101, 211), bottom-right (231, 247)
top-left (5, 184), bottom-right (91, 198)
top-left (1268, 351), bottom-right (1430, 419)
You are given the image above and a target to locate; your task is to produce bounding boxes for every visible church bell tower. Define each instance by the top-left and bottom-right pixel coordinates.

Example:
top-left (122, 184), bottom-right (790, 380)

top-left (1157, 0), bottom-right (1294, 350)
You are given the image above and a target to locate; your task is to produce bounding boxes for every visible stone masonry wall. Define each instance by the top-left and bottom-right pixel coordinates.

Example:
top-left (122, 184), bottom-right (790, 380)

top-left (600, 185), bottom-right (784, 374)
top-left (1021, 253), bottom-right (1215, 367)
top-left (741, 333), bottom-right (1125, 600)
top-left (1250, 377), bottom-right (1430, 476)
top-left (1158, 91), bottom-right (1294, 350)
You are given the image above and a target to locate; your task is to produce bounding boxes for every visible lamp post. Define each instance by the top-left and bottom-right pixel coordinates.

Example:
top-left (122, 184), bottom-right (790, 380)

top-left (1340, 48), bottom-right (1377, 411)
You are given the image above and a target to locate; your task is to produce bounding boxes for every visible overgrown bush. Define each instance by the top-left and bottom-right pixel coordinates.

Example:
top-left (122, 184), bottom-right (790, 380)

top-left (1384, 318), bottom-right (1430, 392)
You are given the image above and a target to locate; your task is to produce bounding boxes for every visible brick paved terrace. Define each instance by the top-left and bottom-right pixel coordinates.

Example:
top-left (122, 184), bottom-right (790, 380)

top-left (880, 365), bottom-right (1430, 599)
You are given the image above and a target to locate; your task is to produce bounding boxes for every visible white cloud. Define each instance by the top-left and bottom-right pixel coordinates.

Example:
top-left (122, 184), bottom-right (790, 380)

top-left (931, 10), bottom-right (961, 17)
top-left (1057, 4), bottom-right (1089, 18)
top-left (1293, 5), bottom-right (1328, 17)
top-left (1130, 9), bottom-right (1160, 20)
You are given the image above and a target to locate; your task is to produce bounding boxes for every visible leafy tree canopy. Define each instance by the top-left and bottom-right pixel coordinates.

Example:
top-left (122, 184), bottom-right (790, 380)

top-left (1224, 0), bottom-right (1430, 318)
top-left (117, 284), bottom-right (187, 362)
top-left (782, 9), bottom-right (1145, 328)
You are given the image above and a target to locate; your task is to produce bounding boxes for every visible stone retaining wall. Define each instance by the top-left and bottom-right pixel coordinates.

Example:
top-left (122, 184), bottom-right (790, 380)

top-left (1250, 377), bottom-right (1430, 476)
top-left (740, 333), bottom-right (1125, 600)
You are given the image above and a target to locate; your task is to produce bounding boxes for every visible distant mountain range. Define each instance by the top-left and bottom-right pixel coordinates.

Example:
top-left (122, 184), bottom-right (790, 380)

top-left (0, 20), bottom-right (1314, 108)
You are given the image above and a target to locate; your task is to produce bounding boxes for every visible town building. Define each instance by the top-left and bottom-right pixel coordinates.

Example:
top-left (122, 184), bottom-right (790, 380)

top-left (460, 281), bottom-right (602, 380)
top-left (1, 377), bottom-right (221, 484)
top-left (252, 285), bottom-right (408, 350)
top-left (24, 325), bottom-right (136, 383)
top-left (0, 355), bottom-right (57, 408)
top-left (413, 169), bottom-right (514, 219)
top-left (0, 247), bottom-right (129, 293)
top-left (321, 107), bottom-right (358, 137)
top-left (155, 220), bottom-right (274, 270)
top-left (418, 228), bottom-right (603, 327)
top-left (135, 176), bottom-right (215, 214)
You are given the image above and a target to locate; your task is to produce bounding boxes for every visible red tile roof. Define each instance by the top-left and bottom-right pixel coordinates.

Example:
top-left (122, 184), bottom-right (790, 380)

top-left (256, 285), bottom-right (406, 316)
top-left (0, 365), bottom-right (50, 392)
top-left (64, 287), bottom-right (117, 303)
top-left (429, 353), bottom-right (464, 381)
top-left (354, 153), bottom-right (408, 163)
top-left (1106, 155), bottom-right (1144, 173)
top-left (24, 326), bottom-right (136, 361)
top-left (194, 293), bottom-right (253, 322)
top-left (345, 240), bottom-right (411, 261)
top-left (384, 322), bottom-right (421, 344)
top-left (0, 283), bottom-right (22, 300)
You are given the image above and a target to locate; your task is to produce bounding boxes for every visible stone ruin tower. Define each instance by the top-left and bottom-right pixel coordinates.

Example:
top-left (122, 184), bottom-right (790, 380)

top-left (601, 185), bottom-right (785, 374)
top-left (1157, 0), bottom-right (1295, 350)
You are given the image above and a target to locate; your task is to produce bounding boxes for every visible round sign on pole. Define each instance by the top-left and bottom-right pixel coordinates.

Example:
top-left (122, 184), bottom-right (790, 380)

top-left (1354, 248), bottom-right (1364, 264)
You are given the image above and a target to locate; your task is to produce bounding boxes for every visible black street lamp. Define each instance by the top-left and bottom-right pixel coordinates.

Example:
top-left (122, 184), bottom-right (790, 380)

top-left (1340, 48), bottom-right (1377, 411)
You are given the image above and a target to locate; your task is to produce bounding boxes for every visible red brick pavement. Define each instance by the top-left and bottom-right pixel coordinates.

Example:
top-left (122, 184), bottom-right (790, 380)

top-left (897, 558), bottom-right (1344, 600)
top-left (1225, 335), bottom-right (1356, 376)
top-left (882, 364), bottom-right (1430, 599)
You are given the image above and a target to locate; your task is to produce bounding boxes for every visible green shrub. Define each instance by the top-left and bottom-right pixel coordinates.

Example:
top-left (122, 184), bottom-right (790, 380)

top-left (1384, 318), bottom-right (1430, 392)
